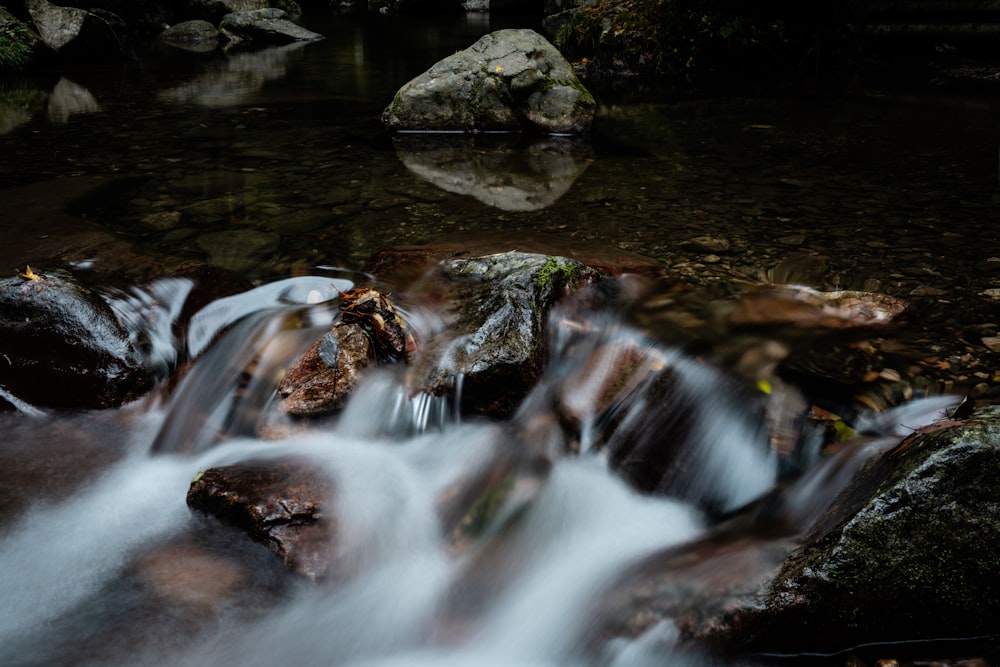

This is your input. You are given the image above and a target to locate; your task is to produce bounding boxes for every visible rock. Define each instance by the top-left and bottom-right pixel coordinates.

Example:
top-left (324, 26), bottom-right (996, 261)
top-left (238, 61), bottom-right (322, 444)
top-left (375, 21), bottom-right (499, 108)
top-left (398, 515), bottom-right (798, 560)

top-left (409, 251), bottom-right (602, 417)
top-left (277, 322), bottom-right (373, 417)
top-left (382, 28), bottom-right (595, 134)
top-left (0, 8), bottom-right (53, 70)
top-left (219, 8), bottom-right (323, 45)
top-left (0, 268), bottom-right (153, 409)
top-left (25, 0), bottom-right (126, 60)
top-left (699, 406), bottom-right (1000, 654)
top-left (186, 457), bottom-right (337, 580)
top-left (393, 133), bottom-right (593, 211)
top-left (184, 0), bottom-right (271, 22)
top-left (158, 19), bottom-right (218, 45)
top-left (362, 236), bottom-right (664, 288)
top-left (195, 228), bottom-right (280, 274)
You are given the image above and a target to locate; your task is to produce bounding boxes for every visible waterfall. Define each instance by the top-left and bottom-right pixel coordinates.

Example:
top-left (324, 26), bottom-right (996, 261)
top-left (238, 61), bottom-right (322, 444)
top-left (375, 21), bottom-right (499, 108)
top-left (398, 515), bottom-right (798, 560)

top-left (0, 270), bottom-right (946, 667)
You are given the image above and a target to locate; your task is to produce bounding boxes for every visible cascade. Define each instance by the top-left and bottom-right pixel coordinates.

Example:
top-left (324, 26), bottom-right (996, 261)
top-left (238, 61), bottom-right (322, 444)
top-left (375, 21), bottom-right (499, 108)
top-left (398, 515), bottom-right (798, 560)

top-left (0, 270), bottom-right (958, 667)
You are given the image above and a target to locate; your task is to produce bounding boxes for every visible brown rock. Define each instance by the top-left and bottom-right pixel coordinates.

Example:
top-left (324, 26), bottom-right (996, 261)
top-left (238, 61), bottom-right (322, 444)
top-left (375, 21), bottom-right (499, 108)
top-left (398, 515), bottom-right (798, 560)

top-left (186, 458), bottom-right (336, 580)
top-left (277, 323), bottom-right (372, 417)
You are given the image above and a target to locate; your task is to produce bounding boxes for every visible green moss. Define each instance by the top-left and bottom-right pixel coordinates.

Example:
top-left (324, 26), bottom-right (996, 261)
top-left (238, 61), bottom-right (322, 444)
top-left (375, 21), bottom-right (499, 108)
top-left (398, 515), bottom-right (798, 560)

top-left (534, 256), bottom-right (582, 292)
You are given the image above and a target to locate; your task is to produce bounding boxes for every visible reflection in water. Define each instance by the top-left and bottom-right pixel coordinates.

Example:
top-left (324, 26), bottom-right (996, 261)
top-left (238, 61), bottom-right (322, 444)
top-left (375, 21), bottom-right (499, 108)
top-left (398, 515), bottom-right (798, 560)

top-left (0, 85), bottom-right (46, 135)
top-left (46, 77), bottom-right (100, 123)
top-left (394, 134), bottom-right (593, 211)
top-left (158, 42), bottom-right (310, 107)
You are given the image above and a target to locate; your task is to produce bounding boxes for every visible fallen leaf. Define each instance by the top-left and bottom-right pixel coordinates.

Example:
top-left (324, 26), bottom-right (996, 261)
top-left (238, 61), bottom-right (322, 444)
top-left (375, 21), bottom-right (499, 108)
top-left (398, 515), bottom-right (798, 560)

top-left (18, 265), bottom-right (42, 282)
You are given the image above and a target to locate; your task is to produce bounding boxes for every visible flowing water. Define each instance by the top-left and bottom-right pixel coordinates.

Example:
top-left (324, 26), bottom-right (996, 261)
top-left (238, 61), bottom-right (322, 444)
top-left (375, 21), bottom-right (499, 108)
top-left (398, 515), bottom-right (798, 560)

top-left (0, 270), bottom-right (964, 667)
top-left (1, 7), bottom-right (1000, 667)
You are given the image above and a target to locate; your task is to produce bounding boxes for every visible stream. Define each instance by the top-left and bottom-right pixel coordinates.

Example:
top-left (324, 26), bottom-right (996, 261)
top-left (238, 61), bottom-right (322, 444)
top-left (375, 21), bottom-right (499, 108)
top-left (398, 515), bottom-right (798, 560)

top-left (1, 6), bottom-right (1000, 667)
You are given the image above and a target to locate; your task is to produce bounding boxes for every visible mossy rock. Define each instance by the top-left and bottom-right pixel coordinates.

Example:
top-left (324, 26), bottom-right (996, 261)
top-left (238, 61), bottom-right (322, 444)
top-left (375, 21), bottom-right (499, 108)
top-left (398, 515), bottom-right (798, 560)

top-left (724, 405), bottom-right (1000, 653)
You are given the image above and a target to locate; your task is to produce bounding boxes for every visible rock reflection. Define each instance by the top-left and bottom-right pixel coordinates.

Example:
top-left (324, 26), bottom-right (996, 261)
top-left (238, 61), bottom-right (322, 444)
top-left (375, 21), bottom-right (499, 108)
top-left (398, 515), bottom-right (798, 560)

top-left (0, 85), bottom-right (46, 135)
top-left (158, 42), bottom-right (308, 107)
top-left (394, 134), bottom-right (593, 211)
top-left (47, 77), bottom-right (100, 123)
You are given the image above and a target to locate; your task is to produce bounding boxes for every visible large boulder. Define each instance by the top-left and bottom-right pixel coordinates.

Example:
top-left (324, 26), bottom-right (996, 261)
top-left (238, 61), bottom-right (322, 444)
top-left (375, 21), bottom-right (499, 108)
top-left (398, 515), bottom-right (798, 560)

top-left (714, 405), bottom-right (1000, 654)
top-left (0, 8), bottom-right (53, 71)
top-left (382, 28), bottom-right (596, 135)
top-left (0, 267), bottom-right (153, 409)
top-left (25, 0), bottom-right (126, 60)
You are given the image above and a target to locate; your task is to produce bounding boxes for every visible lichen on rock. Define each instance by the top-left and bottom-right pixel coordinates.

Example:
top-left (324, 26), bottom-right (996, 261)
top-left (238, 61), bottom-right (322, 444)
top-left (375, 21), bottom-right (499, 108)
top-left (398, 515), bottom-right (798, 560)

top-left (382, 28), bottom-right (595, 135)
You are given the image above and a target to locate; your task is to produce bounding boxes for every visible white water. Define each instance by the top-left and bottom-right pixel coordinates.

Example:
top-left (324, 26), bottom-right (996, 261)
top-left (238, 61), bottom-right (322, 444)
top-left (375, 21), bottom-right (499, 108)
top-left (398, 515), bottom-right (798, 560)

top-left (0, 274), bottom-right (959, 667)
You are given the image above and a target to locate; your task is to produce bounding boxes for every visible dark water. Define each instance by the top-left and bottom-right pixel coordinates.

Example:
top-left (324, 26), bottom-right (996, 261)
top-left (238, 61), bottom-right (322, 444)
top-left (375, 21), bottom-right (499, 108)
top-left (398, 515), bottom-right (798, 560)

top-left (3, 10), bottom-right (1000, 397)
top-left (1, 9), bottom-right (1000, 667)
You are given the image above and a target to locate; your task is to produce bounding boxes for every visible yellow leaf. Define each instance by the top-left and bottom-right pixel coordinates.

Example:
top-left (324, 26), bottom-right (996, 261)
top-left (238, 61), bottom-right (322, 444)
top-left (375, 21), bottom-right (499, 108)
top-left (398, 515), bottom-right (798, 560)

top-left (494, 65), bottom-right (503, 73)
top-left (18, 265), bottom-right (42, 281)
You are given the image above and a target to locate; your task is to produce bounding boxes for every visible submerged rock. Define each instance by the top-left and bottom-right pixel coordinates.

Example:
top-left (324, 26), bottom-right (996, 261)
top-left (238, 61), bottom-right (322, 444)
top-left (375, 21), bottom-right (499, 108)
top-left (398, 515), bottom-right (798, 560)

top-left (0, 267), bottom-right (153, 409)
top-left (187, 457), bottom-right (336, 580)
top-left (382, 28), bottom-right (595, 134)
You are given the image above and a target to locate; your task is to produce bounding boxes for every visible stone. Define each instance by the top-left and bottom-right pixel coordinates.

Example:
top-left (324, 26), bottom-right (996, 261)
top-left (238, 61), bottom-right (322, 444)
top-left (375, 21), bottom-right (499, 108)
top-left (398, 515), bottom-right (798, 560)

top-left (277, 323), bottom-right (373, 417)
top-left (382, 29), bottom-right (595, 135)
top-left (219, 9), bottom-right (324, 45)
top-left (159, 20), bottom-right (219, 45)
top-left (702, 406), bottom-right (1000, 654)
top-left (0, 8), bottom-right (51, 70)
top-left (185, 0), bottom-right (270, 22)
top-left (186, 457), bottom-right (337, 580)
top-left (195, 228), bottom-right (280, 274)
top-left (408, 251), bottom-right (602, 417)
top-left (25, 0), bottom-right (126, 60)
top-left (0, 268), bottom-right (153, 409)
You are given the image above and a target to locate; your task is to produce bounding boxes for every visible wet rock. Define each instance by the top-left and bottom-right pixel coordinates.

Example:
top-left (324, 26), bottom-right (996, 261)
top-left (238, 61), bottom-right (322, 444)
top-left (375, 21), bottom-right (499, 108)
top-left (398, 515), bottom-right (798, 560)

top-left (186, 457), bottom-right (337, 580)
top-left (698, 406), bottom-right (1000, 655)
top-left (382, 29), bottom-right (595, 134)
top-left (158, 20), bottom-right (218, 45)
top-left (25, 0), bottom-right (126, 60)
top-left (728, 285), bottom-right (908, 330)
top-left (410, 251), bottom-right (602, 418)
top-left (0, 268), bottom-right (153, 408)
top-left (363, 236), bottom-right (664, 288)
top-left (277, 322), bottom-right (373, 417)
top-left (219, 8), bottom-right (323, 45)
